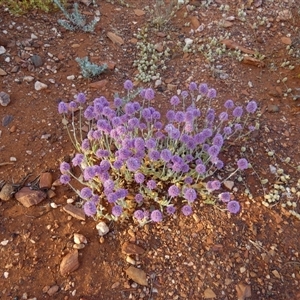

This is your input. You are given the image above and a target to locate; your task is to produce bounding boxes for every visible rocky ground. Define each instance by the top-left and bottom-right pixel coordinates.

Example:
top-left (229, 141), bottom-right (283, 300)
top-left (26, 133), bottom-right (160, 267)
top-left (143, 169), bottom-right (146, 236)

top-left (0, 0), bottom-right (300, 299)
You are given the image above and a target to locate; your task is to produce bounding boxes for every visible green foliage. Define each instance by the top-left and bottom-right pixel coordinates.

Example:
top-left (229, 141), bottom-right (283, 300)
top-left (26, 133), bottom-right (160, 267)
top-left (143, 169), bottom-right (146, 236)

top-left (0, 0), bottom-right (65, 15)
top-left (75, 57), bottom-right (107, 78)
top-left (53, 0), bottom-right (99, 32)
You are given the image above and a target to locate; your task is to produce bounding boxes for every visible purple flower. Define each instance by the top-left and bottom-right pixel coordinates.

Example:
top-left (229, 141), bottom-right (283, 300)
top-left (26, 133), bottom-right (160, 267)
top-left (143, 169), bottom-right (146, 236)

top-left (237, 158), bottom-right (248, 170)
top-left (152, 111), bottom-right (161, 119)
top-left (118, 148), bottom-right (131, 160)
top-left (93, 130), bottom-right (102, 140)
top-left (202, 128), bottom-right (213, 138)
top-left (181, 90), bottom-right (188, 98)
top-left (206, 181), bottom-right (213, 192)
top-left (161, 149), bottom-right (172, 162)
top-left (215, 160), bottom-right (224, 169)
top-left (206, 109), bottom-right (215, 123)
top-left (134, 173), bottom-right (145, 184)
top-left (184, 176), bottom-right (193, 184)
top-left (147, 180), bottom-right (157, 190)
top-left (112, 205), bottom-right (123, 217)
top-left (168, 185), bottom-right (180, 198)
top-left (246, 100), bottom-right (258, 113)
top-left (175, 111), bottom-right (185, 123)
top-left (116, 188), bottom-right (128, 199)
top-left (184, 188), bottom-right (197, 202)
top-left (60, 162), bottom-right (70, 174)
top-left (69, 101), bottom-right (77, 111)
top-left (150, 210), bottom-right (163, 222)
top-left (100, 160), bottom-right (111, 172)
top-left (196, 164), bottom-right (206, 175)
top-left (223, 126), bottom-right (232, 135)
top-left (134, 210), bottom-right (144, 220)
top-left (114, 97), bottom-right (123, 107)
top-left (170, 95), bottom-right (180, 106)
top-left (128, 117), bottom-right (140, 129)
top-left (181, 205), bottom-right (192, 216)
top-left (248, 125), bottom-right (255, 132)
top-left (124, 79), bottom-right (133, 90)
top-left (211, 180), bottom-right (221, 190)
top-left (233, 106), bottom-right (243, 118)
top-left (134, 138), bottom-right (145, 151)
top-left (227, 200), bottom-right (241, 214)
top-left (189, 82), bottom-right (197, 91)
top-left (107, 192), bottom-right (118, 203)
top-left (60, 174), bottom-right (70, 184)
top-left (83, 166), bottom-right (96, 181)
top-left (199, 83), bottom-right (208, 95)
top-left (154, 121), bottom-right (163, 130)
top-left (58, 101), bottom-right (68, 114)
top-left (219, 111), bottom-right (228, 121)
top-left (83, 201), bottom-right (97, 216)
top-left (126, 157), bottom-right (140, 171)
top-left (84, 106), bottom-right (95, 120)
top-left (219, 192), bottom-right (231, 203)
top-left (80, 187), bottom-right (93, 199)
top-left (81, 139), bottom-right (90, 151)
top-left (145, 138), bottom-right (156, 149)
top-left (135, 193), bottom-right (144, 203)
top-left (76, 92), bottom-right (86, 104)
top-left (142, 108), bottom-right (152, 120)
top-left (113, 160), bottom-right (123, 169)
top-left (169, 128), bottom-right (180, 139)
top-left (166, 205), bottom-right (176, 215)
top-left (111, 117), bottom-right (122, 127)
top-left (207, 88), bottom-right (217, 99)
top-left (124, 103), bottom-right (135, 115)
top-left (224, 99), bottom-right (234, 109)
top-left (144, 88), bottom-right (155, 101)
top-left (149, 150), bottom-right (160, 161)
top-left (234, 123), bottom-right (242, 131)
top-left (96, 149), bottom-right (109, 158)
top-left (208, 145), bottom-right (220, 157)
top-left (213, 133), bottom-right (224, 147)
top-left (104, 179), bottom-right (114, 193)
top-left (166, 110), bottom-right (176, 122)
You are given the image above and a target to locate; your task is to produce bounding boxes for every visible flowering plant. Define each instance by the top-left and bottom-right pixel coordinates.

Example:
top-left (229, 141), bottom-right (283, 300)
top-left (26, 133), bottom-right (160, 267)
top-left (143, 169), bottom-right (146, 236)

top-left (58, 80), bottom-right (258, 225)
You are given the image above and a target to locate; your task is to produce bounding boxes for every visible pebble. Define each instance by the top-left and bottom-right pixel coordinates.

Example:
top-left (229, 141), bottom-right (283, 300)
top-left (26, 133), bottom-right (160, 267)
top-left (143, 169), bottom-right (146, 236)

top-left (0, 46), bottom-right (6, 55)
top-left (9, 125), bottom-right (16, 132)
top-left (125, 266), bottom-right (148, 286)
top-left (0, 68), bottom-right (7, 76)
top-left (267, 104), bottom-right (279, 112)
top-left (2, 115), bottom-right (13, 126)
top-left (9, 156), bottom-right (17, 161)
top-left (30, 54), bottom-right (43, 67)
top-left (184, 38), bottom-right (193, 46)
top-left (3, 272), bottom-right (9, 278)
top-left (63, 204), bottom-right (85, 220)
top-left (34, 81), bottom-right (48, 91)
top-left (0, 183), bottom-right (14, 201)
top-left (23, 76), bottom-right (35, 82)
top-left (0, 91), bottom-right (10, 106)
top-left (67, 75), bottom-right (75, 80)
top-left (39, 172), bottom-right (53, 189)
top-left (47, 285), bottom-right (59, 296)
top-left (15, 187), bottom-right (47, 207)
top-left (73, 243), bottom-right (85, 250)
top-left (60, 250), bottom-right (79, 276)
top-left (73, 233), bottom-right (87, 244)
top-left (96, 221), bottom-right (109, 236)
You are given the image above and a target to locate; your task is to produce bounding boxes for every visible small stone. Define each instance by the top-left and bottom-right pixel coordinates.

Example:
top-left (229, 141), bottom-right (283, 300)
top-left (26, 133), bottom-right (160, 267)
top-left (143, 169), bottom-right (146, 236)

top-left (184, 38), bottom-right (193, 46)
top-left (39, 172), bottom-right (53, 189)
top-left (2, 115), bottom-right (13, 126)
top-left (223, 180), bottom-right (234, 190)
top-left (126, 256), bottom-right (136, 265)
top-left (67, 75), bottom-right (75, 80)
top-left (0, 183), bottom-right (14, 201)
top-left (88, 79), bottom-right (108, 90)
top-left (15, 187), bottom-right (47, 207)
top-left (66, 198), bottom-right (74, 204)
top-left (47, 190), bottom-right (56, 199)
top-left (0, 46), bottom-right (6, 55)
top-left (111, 282), bottom-right (120, 289)
top-left (267, 104), bottom-right (279, 113)
top-left (0, 91), bottom-right (10, 106)
top-left (73, 243), bottom-right (85, 250)
top-left (34, 81), bottom-right (48, 91)
top-left (281, 37), bottom-right (292, 45)
top-left (11, 66), bottom-right (19, 73)
top-left (107, 32), bottom-right (124, 45)
top-left (121, 242), bottom-right (145, 255)
top-left (236, 283), bottom-right (251, 300)
top-left (154, 42), bottom-right (163, 52)
top-left (0, 68), bottom-right (7, 76)
top-left (47, 285), bottom-right (59, 296)
top-left (96, 221), bottom-right (109, 236)
top-left (134, 9), bottom-right (145, 16)
top-left (30, 54), bottom-right (43, 67)
top-left (63, 204), bottom-right (85, 220)
top-left (60, 250), bottom-right (79, 276)
top-left (23, 76), bottom-right (35, 82)
top-left (167, 84), bottom-right (177, 92)
top-left (125, 266), bottom-right (147, 286)
top-left (31, 33), bottom-right (38, 39)
top-left (9, 124), bottom-right (16, 132)
top-left (50, 202), bottom-right (58, 208)
top-left (203, 288), bottom-right (216, 298)
top-left (272, 269), bottom-right (281, 279)
top-left (3, 272), bottom-right (9, 278)
top-left (73, 233), bottom-right (87, 244)
top-left (190, 16), bottom-right (200, 29)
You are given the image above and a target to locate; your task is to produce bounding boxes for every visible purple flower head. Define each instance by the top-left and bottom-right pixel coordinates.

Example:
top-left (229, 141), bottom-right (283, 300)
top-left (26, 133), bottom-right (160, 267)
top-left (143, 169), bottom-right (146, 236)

top-left (93, 130), bottom-right (102, 140)
top-left (126, 157), bottom-right (141, 171)
top-left (133, 101), bottom-right (140, 111)
top-left (184, 176), bottom-right (194, 184)
top-left (58, 101), bottom-right (68, 114)
top-left (118, 148), bottom-right (131, 160)
top-left (114, 97), bottom-right (123, 107)
top-left (175, 111), bottom-right (185, 123)
top-left (68, 101), bottom-right (77, 111)
top-left (166, 205), bottom-right (176, 215)
top-left (184, 154), bottom-right (194, 163)
top-left (104, 178), bottom-right (114, 191)
top-left (211, 180), bottom-right (221, 191)
top-left (154, 121), bottom-right (163, 130)
top-left (84, 106), bottom-right (95, 120)
top-left (227, 200), bottom-right (241, 214)
top-left (224, 99), bottom-right (234, 109)
top-left (206, 181), bottom-right (213, 192)
top-left (152, 111), bottom-right (161, 119)
top-left (213, 133), bottom-right (224, 148)
top-left (80, 187), bottom-right (93, 199)
top-left (186, 137), bottom-right (196, 150)
top-left (134, 172), bottom-right (145, 184)
top-left (196, 164), bottom-right (206, 175)
top-left (142, 108), bottom-right (152, 120)
top-left (161, 149), bottom-right (172, 162)
top-left (76, 92), bottom-right (86, 104)
top-left (219, 192), bottom-right (231, 203)
top-left (246, 100), bottom-right (258, 114)
top-left (207, 88), bottom-right (217, 99)
top-left (134, 138), bottom-right (145, 151)
top-left (60, 162), bottom-right (70, 174)
top-left (83, 201), bottom-right (97, 216)
top-left (96, 149), bottom-right (109, 158)
top-left (100, 160), bottom-right (111, 172)
top-left (134, 209), bottom-right (144, 220)
top-left (124, 79), bottom-right (133, 90)
top-left (144, 88), bottom-right (155, 101)
top-left (169, 128), bottom-right (180, 140)
top-left (168, 185), bottom-right (180, 198)
top-left (116, 189), bottom-right (128, 199)
top-left (112, 205), bottom-right (123, 217)
top-left (60, 174), bottom-right (70, 184)
top-left (181, 90), bottom-right (188, 98)
top-left (122, 137), bottom-right (134, 149)
top-left (155, 132), bottom-right (166, 141)
top-left (223, 126), bottom-right (232, 135)
top-left (72, 154), bottom-right (84, 166)
top-left (113, 160), bottom-right (123, 169)
top-left (124, 103), bottom-right (135, 115)
top-left (145, 138), bottom-right (156, 149)
top-left (237, 158), bottom-right (248, 170)
top-left (111, 117), bottom-right (122, 127)
top-left (208, 145), bottom-right (220, 157)
top-left (135, 193), bottom-right (144, 203)
top-left (184, 188), bottom-right (197, 202)
top-left (128, 117), bottom-right (140, 129)
top-left (149, 150), bottom-right (160, 161)
top-left (139, 89), bottom-right (146, 98)
top-left (180, 133), bottom-right (190, 144)
top-left (206, 109), bottom-right (215, 123)
top-left (184, 122), bottom-right (194, 133)
top-left (181, 205), bottom-right (193, 216)
top-left (147, 180), bottom-right (157, 190)
top-left (219, 111), bottom-right (228, 121)
top-left (194, 133), bottom-right (206, 145)
top-left (166, 110), bottom-right (176, 122)
top-left (234, 123), bottom-right (242, 131)
top-left (215, 159), bottom-right (224, 169)
top-left (151, 210), bottom-right (163, 222)
top-left (107, 192), bottom-right (118, 203)
top-left (170, 95), bottom-right (180, 106)
top-left (248, 125), bottom-right (255, 132)
top-left (99, 171), bottom-right (110, 182)
top-left (189, 82), bottom-right (198, 91)
top-left (97, 119), bottom-right (112, 133)
top-left (199, 83), bottom-right (208, 95)
top-left (233, 106), bottom-right (243, 118)
top-left (83, 166), bottom-right (96, 181)
top-left (202, 128), bottom-right (213, 139)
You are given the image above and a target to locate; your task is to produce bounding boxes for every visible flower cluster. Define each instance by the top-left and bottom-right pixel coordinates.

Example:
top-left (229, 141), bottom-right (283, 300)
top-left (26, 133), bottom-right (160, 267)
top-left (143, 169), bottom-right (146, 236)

top-left (58, 80), bottom-right (258, 225)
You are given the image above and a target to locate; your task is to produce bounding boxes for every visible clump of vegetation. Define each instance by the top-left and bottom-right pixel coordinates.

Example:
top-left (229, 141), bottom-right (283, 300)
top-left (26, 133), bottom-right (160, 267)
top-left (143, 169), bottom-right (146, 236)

top-left (75, 57), bottom-right (107, 78)
top-left (0, 0), bottom-right (65, 15)
top-left (53, 0), bottom-right (99, 32)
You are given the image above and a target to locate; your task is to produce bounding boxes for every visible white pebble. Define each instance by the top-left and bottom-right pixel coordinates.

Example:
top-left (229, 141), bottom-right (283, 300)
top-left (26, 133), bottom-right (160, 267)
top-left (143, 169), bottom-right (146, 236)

top-left (96, 221), bottom-right (109, 236)
top-left (67, 75), bottom-right (75, 80)
top-left (9, 156), bottom-right (17, 162)
top-left (3, 272), bottom-right (8, 278)
top-left (67, 198), bottom-right (74, 204)
top-left (50, 202), bottom-right (58, 208)
top-left (0, 240), bottom-right (9, 246)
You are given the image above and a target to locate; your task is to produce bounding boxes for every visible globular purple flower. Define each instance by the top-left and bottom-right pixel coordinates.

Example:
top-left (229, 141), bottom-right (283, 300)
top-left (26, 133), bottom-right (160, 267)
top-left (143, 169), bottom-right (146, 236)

top-left (149, 150), bottom-right (160, 161)
top-left (150, 210), bottom-right (163, 222)
top-left (135, 193), bottom-right (144, 203)
top-left (175, 111), bottom-right (185, 123)
top-left (208, 145), bottom-right (220, 157)
top-left (227, 200), bottom-right (241, 214)
top-left (184, 176), bottom-right (194, 184)
top-left (139, 89), bottom-right (146, 98)
top-left (248, 125), bottom-right (255, 132)
top-left (124, 103), bottom-right (135, 115)
top-left (237, 158), bottom-right (248, 170)
top-left (166, 110), bottom-right (176, 122)
top-left (215, 160), bottom-right (224, 169)
top-left (96, 149), bottom-right (109, 158)
top-left (213, 133), bottom-right (224, 148)
top-left (246, 100), bottom-right (258, 113)
top-left (114, 97), bottom-right (123, 107)
top-left (184, 188), bottom-right (197, 202)
top-left (170, 95), bottom-right (180, 106)
top-left (161, 149), bottom-right (172, 162)
top-left (207, 88), bottom-right (217, 99)
top-left (83, 201), bottom-right (97, 216)
top-left (99, 171), bottom-right (110, 182)
top-left (233, 106), bottom-right (243, 118)
top-left (104, 179), bottom-right (114, 193)
top-left (139, 123), bottom-right (147, 130)
top-left (97, 119), bottom-right (111, 133)
top-left (113, 160), bottom-right (123, 169)
top-left (142, 108), bottom-right (152, 120)
top-left (76, 92), bottom-right (86, 104)
top-left (134, 209), bottom-right (144, 220)
top-left (126, 157), bottom-right (141, 171)
top-left (199, 83), bottom-right (208, 95)
top-left (99, 160), bottom-right (111, 172)
top-left (189, 82), bottom-right (197, 91)
top-left (134, 172), bottom-right (145, 184)
top-left (234, 123), bottom-right (242, 131)
top-left (181, 204), bottom-right (193, 216)
top-left (211, 180), bottom-right (221, 190)
top-left (83, 166), bottom-right (96, 181)
top-left (60, 174), bottom-right (70, 184)
top-left (194, 133), bottom-right (206, 145)
top-left (168, 185), bottom-right (180, 198)
top-left (196, 164), bottom-right (206, 175)
top-left (112, 205), bottom-right (123, 217)
top-left (184, 154), bottom-right (194, 163)
top-left (224, 99), bottom-right (234, 109)
top-left (116, 189), bottom-right (128, 199)
top-left (202, 128), bottom-right (213, 138)
top-left (154, 121), bottom-right (163, 130)
top-left (180, 133), bottom-right (190, 144)
top-left (134, 138), bottom-right (145, 151)
top-left (169, 128), bottom-right (180, 139)
top-left (107, 192), bottom-right (118, 203)
top-left (133, 101), bottom-right (140, 111)
top-left (172, 162), bottom-right (183, 173)
top-left (181, 90), bottom-right (188, 98)
top-left (206, 109), bottom-right (215, 123)
top-left (93, 130), bottom-right (102, 140)
top-left (111, 117), bottom-right (122, 127)
top-left (124, 79), bottom-right (133, 90)
top-left (145, 138), bottom-right (156, 149)
top-left (219, 111), bottom-right (228, 121)
top-left (219, 192), bottom-right (231, 203)
top-left (166, 205), bottom-right (176, 215)
top-left (118, 148), bottom-right (132, 160)
top-left (72, 154), bottom-right (84, 166)
top-left (84, 106), bottom-right (95, 120)
top-left (68, 101), bottom-right (77, 111)
top-left (58, 101), bottom-right (68, 114)
top-left (206, 181), bottom-right (213, 192)
top-left (128, 117), bottom-right (140, 129)
top-left (147, 180), bottom-right (157, 190)
top-left (144, 88), bottom-right (155, 101)
top-left (60, 162), bottom-right (70, 174)
top-left (152, 111), bottom-right (161, 119)
top-left (223, 126), bottom-right (232, 135)
top-left (80, 187), bottom-right (93, 199)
